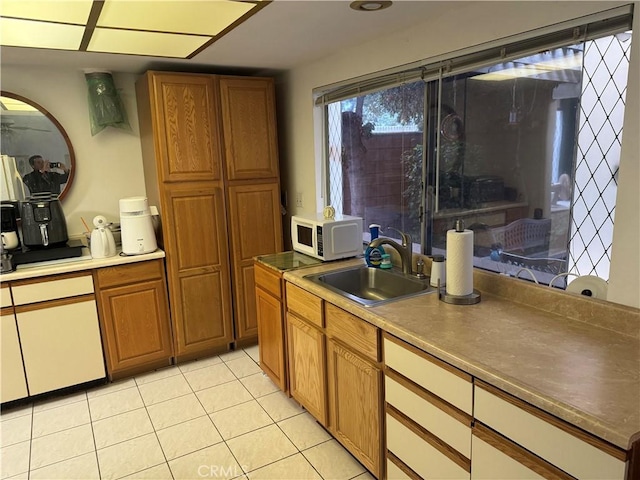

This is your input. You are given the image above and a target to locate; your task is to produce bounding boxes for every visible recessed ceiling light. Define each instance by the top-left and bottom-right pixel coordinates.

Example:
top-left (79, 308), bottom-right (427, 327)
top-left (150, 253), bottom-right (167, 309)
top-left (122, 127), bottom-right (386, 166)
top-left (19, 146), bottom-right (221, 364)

top-left (350, 1), bottom-right (392, 12)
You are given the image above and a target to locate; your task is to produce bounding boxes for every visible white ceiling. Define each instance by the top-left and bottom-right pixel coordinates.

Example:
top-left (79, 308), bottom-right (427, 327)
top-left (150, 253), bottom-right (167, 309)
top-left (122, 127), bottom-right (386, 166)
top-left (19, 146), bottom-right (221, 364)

top-left (0, 1), bottom-right (467, 75)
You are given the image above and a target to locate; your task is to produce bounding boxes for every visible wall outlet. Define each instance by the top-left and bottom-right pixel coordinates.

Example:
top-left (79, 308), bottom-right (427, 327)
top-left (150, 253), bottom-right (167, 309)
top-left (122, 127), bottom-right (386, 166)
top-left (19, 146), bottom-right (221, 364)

top-left (295, 192), bottom-right (303, 208)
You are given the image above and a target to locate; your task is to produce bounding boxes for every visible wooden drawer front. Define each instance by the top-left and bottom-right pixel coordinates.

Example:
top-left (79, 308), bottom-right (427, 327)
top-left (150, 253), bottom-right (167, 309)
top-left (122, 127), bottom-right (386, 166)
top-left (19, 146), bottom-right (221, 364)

top-left (385, 372), bottom-right (471, 457)
top-left (12, 274), bottom-right (94, 305)
top-left (254, 263), bottom-right (281, 298)
top-left (286, 283), bottom-right (323, 328)
top-left (96, 260), bottom-right (163, 288)
top-left (386, 411), bottom-right (470, 480)
top-left (383, 335), bottom-right (472, 415)
top-left (325, 303), bottom-right (379, 362)
top-left (1, 286), bottom-right (12, 308)
top-left (474, 384), bottom-right (627, 480)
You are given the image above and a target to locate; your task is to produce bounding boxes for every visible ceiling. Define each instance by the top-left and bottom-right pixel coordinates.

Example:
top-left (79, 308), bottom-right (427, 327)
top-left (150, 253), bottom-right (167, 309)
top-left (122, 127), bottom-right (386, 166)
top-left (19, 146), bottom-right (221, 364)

top-left (0, 1), bottom-right (467, 76)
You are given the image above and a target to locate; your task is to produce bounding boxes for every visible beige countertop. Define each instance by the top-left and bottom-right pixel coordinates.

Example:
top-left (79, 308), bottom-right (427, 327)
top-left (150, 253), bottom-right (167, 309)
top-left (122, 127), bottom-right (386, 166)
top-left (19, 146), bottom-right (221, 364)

top-left (282, 257), bottom-right (640, 451)
top-left (1, 248), bottom-right (165, 282)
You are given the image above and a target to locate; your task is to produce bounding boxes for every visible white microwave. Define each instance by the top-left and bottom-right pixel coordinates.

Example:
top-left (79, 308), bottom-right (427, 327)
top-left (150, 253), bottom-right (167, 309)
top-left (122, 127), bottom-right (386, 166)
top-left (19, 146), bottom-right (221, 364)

top-left (291, 213), bottom-right (363, 261)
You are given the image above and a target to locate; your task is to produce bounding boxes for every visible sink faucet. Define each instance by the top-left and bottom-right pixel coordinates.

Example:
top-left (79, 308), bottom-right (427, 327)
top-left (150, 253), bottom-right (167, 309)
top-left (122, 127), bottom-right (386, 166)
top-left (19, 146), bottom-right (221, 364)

top-left (369, 227), bottom-right (413, 275)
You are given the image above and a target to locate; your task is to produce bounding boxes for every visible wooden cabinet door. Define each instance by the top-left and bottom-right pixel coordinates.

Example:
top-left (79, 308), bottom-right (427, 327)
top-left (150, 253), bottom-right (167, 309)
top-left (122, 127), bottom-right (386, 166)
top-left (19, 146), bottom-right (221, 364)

top-left (98, 279), bottom-right (172, 375)
top-left (163, 183), bottom-right (233, 358)
top-left (286, 312), bottom-right (327, 425)
top-left (327, 338), bottom-right (383, 478)
top-left (255, 286), bottom-right (285, 390)
top-left (228, 182), bottom-right (283, 341)
top-left (1, 309), bottom-right (29, 402)
top-left (219, 77), bottom-right (279, 180)
top-left (147, 72), bottom-right (223, 183)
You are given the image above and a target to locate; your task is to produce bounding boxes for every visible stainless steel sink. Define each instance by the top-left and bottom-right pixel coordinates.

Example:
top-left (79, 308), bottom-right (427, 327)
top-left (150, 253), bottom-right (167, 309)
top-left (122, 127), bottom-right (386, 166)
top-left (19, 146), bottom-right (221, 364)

top-left (304, 265), bottom-right (436, 307)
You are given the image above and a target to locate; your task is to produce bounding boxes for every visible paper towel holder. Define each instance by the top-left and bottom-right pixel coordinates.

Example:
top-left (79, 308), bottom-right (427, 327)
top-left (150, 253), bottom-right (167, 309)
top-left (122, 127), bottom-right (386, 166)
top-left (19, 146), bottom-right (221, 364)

top-left (438, 281), bottom-right (481, 305)
top-left (438, 219), bottom-right (481, 305)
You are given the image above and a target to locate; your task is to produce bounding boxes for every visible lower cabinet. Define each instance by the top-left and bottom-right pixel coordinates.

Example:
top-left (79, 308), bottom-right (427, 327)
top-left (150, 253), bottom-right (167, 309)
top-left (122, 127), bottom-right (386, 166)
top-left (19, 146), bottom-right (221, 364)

top-left (326, 303), bottom-right (383, 478)
top-left (383, 332), bottom-right (472, 480)
top-left (254, 262), bottom-right (286, 391)
top-left (1, 307), bottom-right (29, 403)
top-left (284, 282), bottom-right (383, 478)
top-left (9, 272), bottom-right (105, 396)
top-left (473, 381), bottom-right (628, 480)
top-left (17, 299), bottom-right (105, 396)
top-left (286, 310), bottom-right (327, 424)
top-left (95, 259), bottom-right (173, 380)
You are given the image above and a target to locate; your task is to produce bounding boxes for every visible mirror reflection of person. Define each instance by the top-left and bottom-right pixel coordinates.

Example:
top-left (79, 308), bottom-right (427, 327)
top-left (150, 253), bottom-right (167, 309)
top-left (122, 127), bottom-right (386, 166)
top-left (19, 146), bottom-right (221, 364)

top-left (22, 154), bottom-right (70, 196)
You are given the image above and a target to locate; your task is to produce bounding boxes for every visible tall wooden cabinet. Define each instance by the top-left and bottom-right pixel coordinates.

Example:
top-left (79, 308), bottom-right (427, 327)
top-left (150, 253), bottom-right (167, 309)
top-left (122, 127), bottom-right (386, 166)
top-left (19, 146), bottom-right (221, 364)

top-left (220, 77), bottom-right (283, 344)
top-left (136, 71), bottom-right (282, 360)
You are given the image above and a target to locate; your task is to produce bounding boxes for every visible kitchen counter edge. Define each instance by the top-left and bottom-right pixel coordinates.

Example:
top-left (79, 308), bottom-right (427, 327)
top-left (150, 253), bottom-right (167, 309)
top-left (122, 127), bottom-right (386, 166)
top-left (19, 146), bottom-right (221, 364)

top-left (0, 248), bottom-right (166, 282)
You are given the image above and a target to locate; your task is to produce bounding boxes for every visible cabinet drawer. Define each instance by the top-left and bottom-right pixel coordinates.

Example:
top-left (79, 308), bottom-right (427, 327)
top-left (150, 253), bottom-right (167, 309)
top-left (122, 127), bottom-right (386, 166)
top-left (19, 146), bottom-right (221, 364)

top-left (474, 382), bottom-right (627, 480)
top-left (472, 431), bottom-right (545, 479)
top-left (254, 263), bottom-right (281, 298)
top-left (12, 273), bottom-right (94, 305)
top-left (387, 455), bottom-right (418, 480)
top-left (386, 410), bottom-right (470, 479)
top-left (96, 260), bottom-right (163, 288)
top-left (385, 371), bottom-right (471, 457)
top-left (1, 286), bottom-right (12, 308)
top-left (383, 334), bottom-right (472, 415)
top-left (325, 303), bottom-right (379, 362)
top-left (472, 423), bottom-right (573, 480)
top-left (286, 283), bottom-right (323, 328)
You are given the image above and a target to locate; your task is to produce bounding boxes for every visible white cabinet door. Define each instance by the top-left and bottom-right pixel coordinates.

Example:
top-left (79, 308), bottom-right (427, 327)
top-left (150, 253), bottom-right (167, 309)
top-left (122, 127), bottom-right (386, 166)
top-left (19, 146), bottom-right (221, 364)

top-left (17, 300), bottom-right (105, 395)
top-left (1, 312), bottom-right (28, 402)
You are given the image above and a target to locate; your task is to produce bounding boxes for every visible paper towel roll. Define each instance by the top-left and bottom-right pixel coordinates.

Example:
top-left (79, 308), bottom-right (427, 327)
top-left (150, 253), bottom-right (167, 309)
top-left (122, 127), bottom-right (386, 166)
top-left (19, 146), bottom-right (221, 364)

top-left (566, 275), bottom-right (608, 299)
top-left (446, 228), bottom-right (474, 296)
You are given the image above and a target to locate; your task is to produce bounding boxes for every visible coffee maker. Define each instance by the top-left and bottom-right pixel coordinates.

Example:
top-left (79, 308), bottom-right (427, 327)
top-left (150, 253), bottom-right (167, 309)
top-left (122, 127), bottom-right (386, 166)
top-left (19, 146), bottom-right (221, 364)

top-left (1, 203), bottom-right (20, 272)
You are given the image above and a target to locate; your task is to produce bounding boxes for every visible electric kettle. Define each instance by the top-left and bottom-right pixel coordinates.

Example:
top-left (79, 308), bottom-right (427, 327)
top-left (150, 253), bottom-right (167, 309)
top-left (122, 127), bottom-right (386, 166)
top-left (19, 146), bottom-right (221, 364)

top-left (90, 215), bottom-right (116, 259)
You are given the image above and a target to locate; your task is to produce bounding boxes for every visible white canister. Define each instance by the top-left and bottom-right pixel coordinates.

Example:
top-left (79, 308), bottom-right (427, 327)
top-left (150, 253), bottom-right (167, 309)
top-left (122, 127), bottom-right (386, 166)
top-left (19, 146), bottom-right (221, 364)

top-left (430, 255), bottom-right (446, 287)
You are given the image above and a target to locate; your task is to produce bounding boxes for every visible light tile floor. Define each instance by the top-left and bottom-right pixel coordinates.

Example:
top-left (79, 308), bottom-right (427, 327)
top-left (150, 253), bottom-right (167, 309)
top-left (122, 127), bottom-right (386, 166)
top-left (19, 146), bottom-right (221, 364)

top-left (0, 345), bottom-right (373, 480)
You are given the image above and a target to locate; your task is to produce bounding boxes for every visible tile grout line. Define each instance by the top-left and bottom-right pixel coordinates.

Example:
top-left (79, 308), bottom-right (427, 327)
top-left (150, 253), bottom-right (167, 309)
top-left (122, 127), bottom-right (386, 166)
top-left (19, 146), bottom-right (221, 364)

top-left (84, 390), bottom-right (103, 480)
top-left (240, 345), bottom-right (331, 479)
top-left (134, 369), bottom-right (180, 480)
top-left (27, 402), bottom-right (33, 480)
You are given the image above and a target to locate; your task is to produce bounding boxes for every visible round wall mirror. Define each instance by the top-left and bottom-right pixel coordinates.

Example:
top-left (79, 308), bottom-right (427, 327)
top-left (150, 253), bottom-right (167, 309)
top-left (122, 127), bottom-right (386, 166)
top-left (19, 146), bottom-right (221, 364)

top-left (0, 91), bottom-right (76, 202)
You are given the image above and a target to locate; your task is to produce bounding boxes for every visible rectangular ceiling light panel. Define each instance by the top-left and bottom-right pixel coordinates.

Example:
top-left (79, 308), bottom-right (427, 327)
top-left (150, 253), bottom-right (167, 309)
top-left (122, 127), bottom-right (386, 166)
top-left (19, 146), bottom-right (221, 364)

top-left (87, 28), bottom-right (211, 58)
top-left (0, 17), bottom-right (85, 50)
top-left (97, 0), bottom-right (255, 36)
top-left (0, 0), bottom-right (92, 24)
top-left (1, 97), bottom-right (39, 111)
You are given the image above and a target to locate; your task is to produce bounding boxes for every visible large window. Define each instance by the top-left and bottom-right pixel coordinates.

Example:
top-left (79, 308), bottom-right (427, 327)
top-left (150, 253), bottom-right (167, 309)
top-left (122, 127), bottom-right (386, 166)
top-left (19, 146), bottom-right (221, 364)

top-left (320, 9), bottom-right (632, 287)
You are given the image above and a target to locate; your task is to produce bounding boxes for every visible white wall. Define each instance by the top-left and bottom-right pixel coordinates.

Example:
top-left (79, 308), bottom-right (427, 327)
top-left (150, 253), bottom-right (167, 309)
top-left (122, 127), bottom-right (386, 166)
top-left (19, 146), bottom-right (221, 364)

top-left (1, 66), bottom-right (146, 236)
top-left (608, 7), bottom-right (640, 308)
top-left (278, 1), bottom-right (640, 308)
